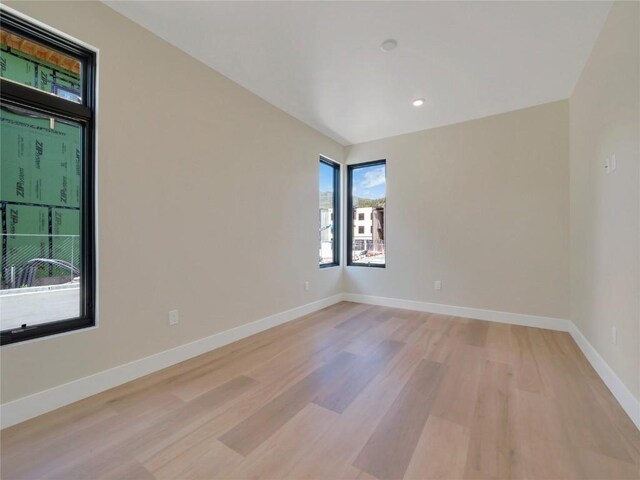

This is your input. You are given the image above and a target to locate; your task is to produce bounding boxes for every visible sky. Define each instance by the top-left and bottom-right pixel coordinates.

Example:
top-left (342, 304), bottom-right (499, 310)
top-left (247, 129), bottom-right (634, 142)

top-left (352, 164), bottom-right (386, 199)
top-left (319, 161), bottom-right (334, 192)
top-left (319, 162), bottom-right (386, 199)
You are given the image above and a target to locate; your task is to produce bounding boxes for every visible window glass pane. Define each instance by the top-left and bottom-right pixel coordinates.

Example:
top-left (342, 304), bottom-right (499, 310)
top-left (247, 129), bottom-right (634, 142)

top-left (319, 161), bottom-right (336, 265)
top-left (351, 163), bottom-right (385, 266)
top-left (1, 29), bottom-right (82, 103)
top-left (1, 105), bottom-right (82, 330)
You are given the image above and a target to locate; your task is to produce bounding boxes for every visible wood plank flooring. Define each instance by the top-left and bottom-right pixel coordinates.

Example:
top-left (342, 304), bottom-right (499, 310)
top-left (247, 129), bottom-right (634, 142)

top-left (1, 302), bottom-right (639, 480)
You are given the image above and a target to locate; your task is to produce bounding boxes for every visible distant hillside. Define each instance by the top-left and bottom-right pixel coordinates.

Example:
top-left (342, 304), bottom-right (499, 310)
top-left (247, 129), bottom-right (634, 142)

top-left (320, 193), bottom-right (386, 209)
top-left (319, 191), bottom-right (334, 209)
top-left (354, 197), bottom-right (386, 208)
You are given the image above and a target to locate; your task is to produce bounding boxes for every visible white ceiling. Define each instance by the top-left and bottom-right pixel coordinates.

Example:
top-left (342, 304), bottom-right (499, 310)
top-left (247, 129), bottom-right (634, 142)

top-left (105, 1), bottom-right (612, 145)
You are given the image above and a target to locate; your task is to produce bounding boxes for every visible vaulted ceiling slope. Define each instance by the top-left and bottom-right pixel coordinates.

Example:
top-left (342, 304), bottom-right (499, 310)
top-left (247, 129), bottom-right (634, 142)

top-left (104, 1), bottom-right (612, 145)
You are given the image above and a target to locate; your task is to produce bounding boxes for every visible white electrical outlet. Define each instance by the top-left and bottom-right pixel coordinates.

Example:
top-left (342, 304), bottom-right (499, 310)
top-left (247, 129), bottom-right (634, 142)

top-left (612, 326), bottom-right (617, 345)
top-left (434, 280), bottom-right (442, 291)
top-left (304, 281), bottom-right (310, 291)
top-left (169, 309), bottom-right (179, 326)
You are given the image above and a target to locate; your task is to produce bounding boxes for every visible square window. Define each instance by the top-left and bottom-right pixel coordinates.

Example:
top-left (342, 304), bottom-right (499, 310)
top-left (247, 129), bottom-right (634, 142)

top-left (1, 13), bottom-right (97, 345)
top-left (319, 157), bottom-right (339, 267)
top-left (348, 161), bottom-right (386, 267)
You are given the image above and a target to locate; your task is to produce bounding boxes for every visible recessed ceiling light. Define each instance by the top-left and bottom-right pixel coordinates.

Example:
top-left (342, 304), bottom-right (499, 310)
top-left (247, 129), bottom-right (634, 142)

top-left (380, 39), bottom-right (397, 52)
top-left (412, 98), bottom-right (425, 107)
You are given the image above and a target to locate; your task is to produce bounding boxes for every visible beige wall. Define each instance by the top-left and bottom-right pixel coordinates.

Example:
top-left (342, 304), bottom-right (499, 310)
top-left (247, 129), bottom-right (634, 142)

top-left (570, 1), bottom-right (640, 399)
top-left (0, 1), bottom-right (343, 403)
top-left (345, 101), bottom-right (570, 319)
top-left (2, 0), bottom-right (636, 414)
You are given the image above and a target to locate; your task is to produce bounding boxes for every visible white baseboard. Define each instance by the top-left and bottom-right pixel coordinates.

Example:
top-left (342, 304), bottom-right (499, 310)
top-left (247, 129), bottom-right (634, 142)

top-left (3, 292), bottom-right (638, 432)
top-left (343, 293), bottom-right (572, 331)
top-left (567, 323), bottom-right (640, 429)
top-left (344, 292), bottom-right (640, 430)
top-left (0, 294), bottom-right (344, 429)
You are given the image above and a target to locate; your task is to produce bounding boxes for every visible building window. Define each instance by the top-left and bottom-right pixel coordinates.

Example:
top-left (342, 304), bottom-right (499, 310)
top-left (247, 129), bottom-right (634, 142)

top-left (319, 156), bottom-right (339, 267)
top-left (347, 160), bottom-right (386, 267)
top-left (1, 11), bottom-right (97, 345)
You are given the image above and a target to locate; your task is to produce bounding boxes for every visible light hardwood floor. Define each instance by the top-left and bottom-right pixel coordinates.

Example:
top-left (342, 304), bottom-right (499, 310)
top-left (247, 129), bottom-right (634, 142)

top-left (1, 302), bottom-right (639, 480)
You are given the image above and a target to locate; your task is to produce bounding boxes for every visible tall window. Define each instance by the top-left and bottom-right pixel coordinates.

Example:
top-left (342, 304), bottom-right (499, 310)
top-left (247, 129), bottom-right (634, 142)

top-left (319, 156), bottom-right (339, 267)
top-left (1, 11), bottom-right (96, 344)
top-left (348, 160), bottom-right (385, 267)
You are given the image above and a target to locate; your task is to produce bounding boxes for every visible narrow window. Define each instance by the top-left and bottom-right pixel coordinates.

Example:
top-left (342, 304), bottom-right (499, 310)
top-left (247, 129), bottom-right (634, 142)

top-left (1, 11), bottom-right (96, 344)
top-left (347, 160), bottom-right (385, 267)
top-left (319, 156), bottom-right (339, 267)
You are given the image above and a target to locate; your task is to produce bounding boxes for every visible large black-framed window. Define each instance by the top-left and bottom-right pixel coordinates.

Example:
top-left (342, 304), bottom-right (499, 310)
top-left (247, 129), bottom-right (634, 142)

top-left (347, 160), bottom-right (386, 268)
top-left (319, 156), bottom-right (340, 268)
top-left (1, 10), bottom-right (96, 345)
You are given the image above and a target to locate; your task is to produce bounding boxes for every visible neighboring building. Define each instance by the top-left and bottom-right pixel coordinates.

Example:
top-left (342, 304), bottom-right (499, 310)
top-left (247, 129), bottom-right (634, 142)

top-left (352, 207), bottom-right (384, 253)
top-left (319, 205), bottom-right (385, 263)
top-left (319, 208), bottom-right (334, 243)
top-left (319, 208), bottom-right (334, 263)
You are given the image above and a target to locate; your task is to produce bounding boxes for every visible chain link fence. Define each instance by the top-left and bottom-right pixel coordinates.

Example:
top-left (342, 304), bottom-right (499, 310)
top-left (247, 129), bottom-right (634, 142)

top-left (352, 241), bottom-right (385, 264)
top-left (1, 234), bottom-right (80, 289)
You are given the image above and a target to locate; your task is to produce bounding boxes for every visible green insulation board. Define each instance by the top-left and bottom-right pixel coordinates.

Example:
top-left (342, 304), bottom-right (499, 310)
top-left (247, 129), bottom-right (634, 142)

top-left (2, 204), bottom-right (49, 283)
top-left (52, 208), bottom-right (80, 268)
top-left (1, 107), bottom-right (81, 208)
top-left (0, 43), bottom-right (81, 101)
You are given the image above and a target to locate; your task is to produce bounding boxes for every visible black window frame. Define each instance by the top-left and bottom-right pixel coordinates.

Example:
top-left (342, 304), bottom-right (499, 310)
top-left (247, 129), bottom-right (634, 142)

top-left (319, 156), bottom-right (340, 268)
top-left (1, 10), bottom-right (97, 345)
top-left (347, 159), bottom-right (386, 268)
